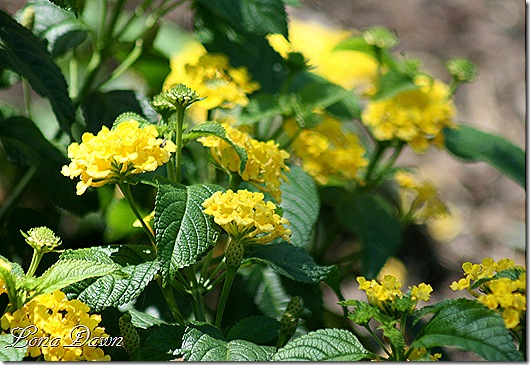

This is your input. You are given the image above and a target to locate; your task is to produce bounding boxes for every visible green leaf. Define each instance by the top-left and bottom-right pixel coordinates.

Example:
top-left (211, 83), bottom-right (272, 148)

top-left (76, 261), bottom-right (159, 311)
top-left (372, 68), bottom-right (418, 100)
top-left (273, 328), bottom-right (374, 361)
top-left (471, 268), bottom-right (525, 290)
top-left (240, 94), bottom-right (284, 125)
top-left (31, 259), bottom-right (122, 296)
top-left (155, 183), bottom-right (222, 283)
top-left (183, 121), bottom-right (248, 173)
top-left (334, 36), bottom-right (377, 57)
top-left (413, 298), bottom-right (522, 361)
top-left (19, 0), bottom-right (88, 57)
top-left (0, 333), bottom-right (27, 361)
top-left (244, 242), bottom-right (334, 284)
top-left (226, 316), bottom-right (281, 344)
top-left (47, 0), bottom-right (79, 17)
top-left (0, 116), bottom-right (98, 214)
top-left (279, 165), bottom-right (319, 248)
top-left (180, 322), bottom-right (276, 361)
top-left (444, 124), bottom-right (525, 188)
top-left (139, 323), bottom-right (185, 361)
top-left (128, 307), bottom-right (167, 329)
top-left (331, 191), bottom-right (402, 278)
top-left (0, 10), bottom-right (75, 134)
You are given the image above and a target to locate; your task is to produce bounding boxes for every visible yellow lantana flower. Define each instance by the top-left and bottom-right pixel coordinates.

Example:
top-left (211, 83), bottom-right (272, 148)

top-left (285, 116), bottom-right (368, 185)
top-left (202, 189), bottom-right (291, 245)
top-left (163, 42), bottom-right (259, 119)
top-left (61, 120), bottom-right (177, 195)
top-left (450, 258), bottom-right (526, 329)
top-left (362, 75), bottom-right (456, 153)
top-left (198, 124), bottom-right (290, 203)
top-left (267, 18), bottom-right (378, 90)
top-left (1, 290), bottom-right (111, 361)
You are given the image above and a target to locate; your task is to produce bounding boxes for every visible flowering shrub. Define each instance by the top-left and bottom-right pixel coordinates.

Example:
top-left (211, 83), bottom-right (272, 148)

top-left (0, 0), bottom-right (524, 362)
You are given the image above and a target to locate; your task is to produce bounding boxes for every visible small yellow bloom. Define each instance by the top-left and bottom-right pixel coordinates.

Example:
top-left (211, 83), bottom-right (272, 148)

top-left (411, 283), bottom-right (433, 302)
top-left (362, 75), bottom-right (456, 153)
top-left (199, 124), bottom-right (290, 202)
top-left (202, 189), bottom-right (291, 245)
top-left (450, 278), bottom-right (470, 291)
top-left (62, 120), bottom-right (177, 195)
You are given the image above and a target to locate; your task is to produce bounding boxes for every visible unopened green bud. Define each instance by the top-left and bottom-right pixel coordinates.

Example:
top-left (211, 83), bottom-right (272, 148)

top-left (446, 57), bottom-right (477, 83)
top-left (362, 27), bottom-right (398, 49)
top-left (119, 313), bottom-right (140, 354)
top-left (280, 296), bottom-right (302, 336)
top-left (151, 83), bottom-right (201, 114)
top-left (225, 239), bottom-right (245, 268)
top-left (21, 227), bottom-right (61, 252)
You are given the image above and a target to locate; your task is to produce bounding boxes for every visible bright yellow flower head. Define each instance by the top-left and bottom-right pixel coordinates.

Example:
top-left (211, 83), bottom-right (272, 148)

top-left (451, 257), bottom-right (526, 330)
top-left (198, 124), bottom-right (290, 202)
top-left (267, 18), bottom-right (378, 90)
top-left (285, 116), bottom-right (368, 185)
top-left (1, 290), bottom-right (111, 361)
top-left (202, 189), bottom-right (291, 245)
top-left (164, 42), bottom-right (259, 118)
top-left (61, 120), bottom-right (177, 195)
top-left (362, 75), bottom-right (456, 153)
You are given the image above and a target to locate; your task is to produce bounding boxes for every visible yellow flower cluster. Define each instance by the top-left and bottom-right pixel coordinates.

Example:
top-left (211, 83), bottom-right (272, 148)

top-left (1, 291), bottom-right (110, 361)
top-left (285, 116), bottom-right (368, 185)
top-left (394, 170), bottom-right (449, 223)
top-left (362, 76), bottom-right (456, 153)
top-left (267, 18), bottom-right (378, 90)
top-left (198, 124), bottom-right (290, 202)
top-left (61, 120), bottom-right (177, 195)
top-left (202, 189), bottom-right (291, 245)
top-left (450, 258), bottom-right (526, 329)
top-left (164, 42), bottom-right (259, 114)
top-left (408, 347), bottom-right (442, 361)
top-left (357, 274), bottom-right (433, 314)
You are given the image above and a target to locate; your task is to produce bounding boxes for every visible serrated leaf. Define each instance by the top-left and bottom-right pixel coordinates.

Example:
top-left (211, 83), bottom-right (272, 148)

top-left (279, 165), bottom-right (319, 248)
top-left (76, 261), bottom-right (159, 311)
top-left (273, 328), bottom-right (373, 361)
top-left (128, 307), bottom-right (167, 329)
top-left (139, 323), bottom-right (185, 361)
top-left (0, 10), bottom-right (75, 133)
top-left (183, 121), bottom-right (248, 173)
top-left (0, 333), bottom-right (27, 361)
top-left (47, 0), bottom-right (79, 17)
top-left (19, 0), bottom-right (87, 57)
top-left (470, 268), bottom-right (524, 290)
top-left (155, 183), bottom-right (222, 283)
top-left (226, 316), bottom-right (281, 344)
top-left (180, 323), bottom-right (275, 361)
top-left (0, 117), bottom-right (98, 214)
top-left (444, 124), bottom-right (525, 188)
top-left (244, 242), bottom-right (334, 283)
top-left (412, 298), bottom-right (522, 361)
top-left (31, 259), bottom-right (122, 296)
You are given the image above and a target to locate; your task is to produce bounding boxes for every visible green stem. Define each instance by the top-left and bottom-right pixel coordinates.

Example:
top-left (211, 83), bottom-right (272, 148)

top-left (160, 283), bottom-right (185, 325)
top-left (97, 40), bottom-right (144, 89)
top-left (174, 107), bottom-right (185, 183)
top-left (369, 142), bottom-right (405, 187)
top-left (69, 49), bottom-right (79, 98)
top-left (26, 249), bottom-right (44, 277)
top-left (185, 266), bottom-right (206, 321)
top-left (22, 80), bottom-right (33, 119)
top-left (215, 265), bottom-right (237, 328)
top-left (118, 181), bottom-right (156, 250)
top-left (0, 167), bottom-right (37, 223)
top-left (228, 173), bottom-right (242, 191)
top-left (364, 323), bottom-right (392, 358)
top-left (363, 142), bottom-right (387, 184)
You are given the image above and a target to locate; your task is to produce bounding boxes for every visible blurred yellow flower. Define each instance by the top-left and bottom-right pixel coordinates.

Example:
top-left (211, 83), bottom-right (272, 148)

top-left (0, 258), bottom-right (11, 296)
top-left (362, 75), bottom-right (456, 153)
top-left (1, 290), bottom-right (111, 361)
top-left (202, 189), bottom-right (291, 245)
top-left (198, 123), bottom-right (290, 202)
top-left (61, 120), bottom-right (177, 195)
top-left (163, 42), bottom-right (259, 119)
top-left (267, 18), bottom-right (378, 90)
top-left (285, 116), bottom-right (368, 185)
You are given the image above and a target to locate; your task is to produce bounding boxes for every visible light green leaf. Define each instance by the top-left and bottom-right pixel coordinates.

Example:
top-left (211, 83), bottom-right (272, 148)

top-left (244, 242), bottom-right (334, 284)
top-left (273, 328), bottom-right (374, 361)
top-left (444, 124), bottom-right (525, 188)
top-left (0, 10), bottom-right (75, 134)
top-left (128, 307), bottom-right (167, 329)
top-left (155, 183), bottom-right (222, 284)
top-left (372, 68), bottom-right (418, 100)
top-left (226, 316), bottom-right (281, 344)
top-left (279, 165), bottom-right (319, 248)
top-left (180, 323), bottom-right (276, 361)
top-left (31, 259), bottom-right (122, 296)
top-left (413, 298), bottom-right (522, 361)
top-left (183, 121), bottom-right (248, 173)
top-left (334, 36), bottom-right (377, 57)
top-left (0, 333), bottom-right (27, 361)
top-left (47, 0), bottom-right (79, 17)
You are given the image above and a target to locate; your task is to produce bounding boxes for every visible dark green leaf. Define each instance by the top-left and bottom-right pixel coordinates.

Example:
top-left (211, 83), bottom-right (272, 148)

top-left (273, 328), bottom-right (374, 361)
top-left (0, 10), bottom-right (75, 133)
top-left (139, 324), bottom-right (185, 361)
top-left (444, 124), bottom-right (525, 188)
top-left (240, 93), bottom-right (284, 125)
top-left (0, 333), bottom-right (27, 361)
top-left (470, 268), bottom-right (525, 290)
top-left (244, 241), bottom-right (334, 284)
top-left (0, 116), bottom-right (98, 214)
top-left (155, 183), bottom-right (222, 284)
top-left (226, 316), bottom-right (281, 344)
top-left (412, 298), bottom-right (522, 361)
top-left (279, 165), bottom-right (319, 248)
